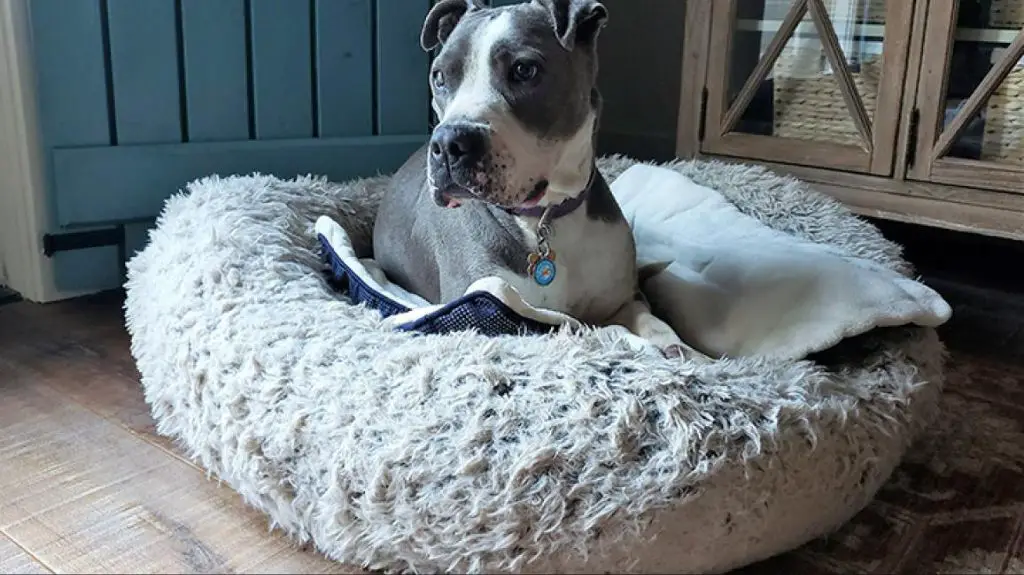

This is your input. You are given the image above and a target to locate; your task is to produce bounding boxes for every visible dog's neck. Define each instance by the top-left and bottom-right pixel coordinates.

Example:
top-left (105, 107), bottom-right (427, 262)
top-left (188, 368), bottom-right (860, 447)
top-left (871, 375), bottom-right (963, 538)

top-left (507, 168), bottom-right (595, 220)
top-left (508, 112), bottom-right (598, 221)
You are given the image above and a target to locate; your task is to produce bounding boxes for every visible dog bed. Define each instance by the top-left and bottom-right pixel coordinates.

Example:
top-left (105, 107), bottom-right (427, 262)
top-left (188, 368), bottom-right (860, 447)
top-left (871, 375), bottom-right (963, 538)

top-left (125, 156), bottom-right (949, 574)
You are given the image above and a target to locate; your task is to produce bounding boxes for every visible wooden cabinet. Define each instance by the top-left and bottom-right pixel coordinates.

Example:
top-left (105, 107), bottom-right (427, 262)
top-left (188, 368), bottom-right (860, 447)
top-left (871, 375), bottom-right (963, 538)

top-left (678, 0), bottom-right (1024, 240)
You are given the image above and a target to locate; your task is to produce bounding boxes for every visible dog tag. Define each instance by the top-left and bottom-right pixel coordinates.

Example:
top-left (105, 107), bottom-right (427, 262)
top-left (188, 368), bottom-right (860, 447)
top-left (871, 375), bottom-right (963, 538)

top-left (527, 250), bottom-right (556, 286)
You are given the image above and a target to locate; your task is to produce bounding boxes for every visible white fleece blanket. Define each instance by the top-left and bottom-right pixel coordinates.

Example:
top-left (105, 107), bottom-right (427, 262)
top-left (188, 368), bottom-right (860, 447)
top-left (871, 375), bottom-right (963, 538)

top-left (614, 164), bottom-right (951, 360)
top-left (318, 164), bottom-right (951, 361)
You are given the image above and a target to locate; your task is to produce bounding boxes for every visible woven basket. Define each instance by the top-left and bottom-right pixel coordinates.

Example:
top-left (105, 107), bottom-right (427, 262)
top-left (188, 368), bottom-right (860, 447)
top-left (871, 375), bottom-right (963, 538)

top-left (981, 65), bottom-right (1024, 165)
top-left (763, 0), bottom-right (886, 24)
top-left (772, 45), bottom-right (881, 147)
top-left (990, 0), bottom-right (1024, 29)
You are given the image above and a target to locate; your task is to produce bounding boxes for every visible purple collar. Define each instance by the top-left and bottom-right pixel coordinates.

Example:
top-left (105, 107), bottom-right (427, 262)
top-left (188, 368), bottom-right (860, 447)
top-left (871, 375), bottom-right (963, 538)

top-left (507, 172), bottom-right (595, 219)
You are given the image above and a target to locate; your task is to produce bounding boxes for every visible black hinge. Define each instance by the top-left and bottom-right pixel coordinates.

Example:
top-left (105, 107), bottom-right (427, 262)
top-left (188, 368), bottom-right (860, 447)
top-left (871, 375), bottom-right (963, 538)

top-left (697, 86), bottom-right (709, 142)
top-left (905, 107), bottom-right (920, 168)
top-left (42, 226), bottom-right (124, 257)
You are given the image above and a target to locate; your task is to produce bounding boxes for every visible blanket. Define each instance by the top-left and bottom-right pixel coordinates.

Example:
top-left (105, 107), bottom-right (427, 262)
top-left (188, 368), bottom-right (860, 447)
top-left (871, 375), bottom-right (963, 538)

top-left (316, 218), bottom-right (582, 337)
top-left (316, 164), bottom-right (951, 360)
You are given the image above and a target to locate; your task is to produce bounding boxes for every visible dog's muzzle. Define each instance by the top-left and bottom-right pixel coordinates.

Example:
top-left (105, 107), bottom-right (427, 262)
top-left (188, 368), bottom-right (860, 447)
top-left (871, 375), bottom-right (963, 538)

top-left (428, 123), bottom-right (490, 208)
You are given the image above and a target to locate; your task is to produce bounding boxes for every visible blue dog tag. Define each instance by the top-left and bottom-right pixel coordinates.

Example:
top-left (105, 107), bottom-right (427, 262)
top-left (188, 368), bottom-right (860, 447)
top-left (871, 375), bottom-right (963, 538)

top-left (530, 256), bottom-right (556, 286)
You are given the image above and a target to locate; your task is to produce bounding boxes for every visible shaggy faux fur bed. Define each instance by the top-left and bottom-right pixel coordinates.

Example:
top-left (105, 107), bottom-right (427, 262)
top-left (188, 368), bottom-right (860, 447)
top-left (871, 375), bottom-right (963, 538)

top-left (124, 156), bottom-right (947, 574)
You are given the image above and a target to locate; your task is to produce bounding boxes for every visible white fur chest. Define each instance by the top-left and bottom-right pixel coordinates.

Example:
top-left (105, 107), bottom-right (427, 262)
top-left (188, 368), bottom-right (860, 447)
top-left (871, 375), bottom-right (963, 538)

top-left (498, 209), bottom-right (636, 324)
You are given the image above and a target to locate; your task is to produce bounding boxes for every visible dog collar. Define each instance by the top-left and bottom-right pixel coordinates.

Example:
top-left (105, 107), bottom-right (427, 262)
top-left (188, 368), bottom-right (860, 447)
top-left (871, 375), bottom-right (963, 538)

top-left (507, 170), bottom-right (595, 220)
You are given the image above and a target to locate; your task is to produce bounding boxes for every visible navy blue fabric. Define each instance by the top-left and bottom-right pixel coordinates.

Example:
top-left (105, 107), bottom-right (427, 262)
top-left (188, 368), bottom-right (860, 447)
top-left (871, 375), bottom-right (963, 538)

top-left (318, 234), bottom-right (556, 337)
top-left (321, 237), bottom-right (410, 319)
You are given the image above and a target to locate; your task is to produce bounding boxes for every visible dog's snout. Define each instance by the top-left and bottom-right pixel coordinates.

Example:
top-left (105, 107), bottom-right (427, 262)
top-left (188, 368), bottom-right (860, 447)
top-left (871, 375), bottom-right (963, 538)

top-left (429, 124), bottom-right (488, 169)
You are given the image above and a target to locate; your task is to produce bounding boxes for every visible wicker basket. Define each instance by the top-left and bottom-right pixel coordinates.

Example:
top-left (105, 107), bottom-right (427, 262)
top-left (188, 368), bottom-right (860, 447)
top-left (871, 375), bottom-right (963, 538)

top-left (981, 65), bottom-right (1024, 165)
top-left (990, 0), bottom-right (1024, 29)
top-left (771, 45), bottom-right (882, 147)
top-left (763, 0), bottom-right (886, 24)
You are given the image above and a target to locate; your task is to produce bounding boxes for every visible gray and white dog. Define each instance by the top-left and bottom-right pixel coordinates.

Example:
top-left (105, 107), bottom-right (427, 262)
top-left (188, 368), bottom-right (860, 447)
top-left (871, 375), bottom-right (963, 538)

top-left (373, 0), bottom-right (704, 359)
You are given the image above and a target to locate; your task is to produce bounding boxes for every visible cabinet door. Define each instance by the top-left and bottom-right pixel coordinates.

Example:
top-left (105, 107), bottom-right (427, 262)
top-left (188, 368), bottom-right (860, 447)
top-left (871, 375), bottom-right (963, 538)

top-left (910, 0), bottom-right (1024, 194)
top-left (700, 0), bottom-right (915, 175)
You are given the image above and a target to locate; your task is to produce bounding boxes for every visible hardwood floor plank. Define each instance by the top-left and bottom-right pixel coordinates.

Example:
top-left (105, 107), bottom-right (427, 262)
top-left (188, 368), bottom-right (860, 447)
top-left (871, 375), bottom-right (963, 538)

top-left (0, 533), bottom-right (52, 574)
top-left (0, 322), bottom-right (349, 573)
top-left (0, 305), bottom-right (180, 458)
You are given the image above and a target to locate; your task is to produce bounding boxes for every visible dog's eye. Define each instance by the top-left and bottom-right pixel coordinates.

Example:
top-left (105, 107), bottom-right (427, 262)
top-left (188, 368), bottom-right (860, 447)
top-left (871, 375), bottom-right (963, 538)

top-left (510, 61), bottom-right (540, 84)
top-left (431, 69), bottom-right (446, 90)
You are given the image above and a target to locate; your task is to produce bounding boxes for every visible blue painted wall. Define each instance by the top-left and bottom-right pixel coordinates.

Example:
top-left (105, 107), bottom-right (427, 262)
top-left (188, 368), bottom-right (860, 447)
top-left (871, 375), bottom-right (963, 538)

top-left (28, 0), bottom-right (430, 294)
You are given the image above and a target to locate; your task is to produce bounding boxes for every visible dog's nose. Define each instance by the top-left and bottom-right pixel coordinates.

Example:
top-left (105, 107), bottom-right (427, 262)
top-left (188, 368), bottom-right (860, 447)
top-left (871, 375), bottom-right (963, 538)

top-left (429, 124), bottom-right (487, 169)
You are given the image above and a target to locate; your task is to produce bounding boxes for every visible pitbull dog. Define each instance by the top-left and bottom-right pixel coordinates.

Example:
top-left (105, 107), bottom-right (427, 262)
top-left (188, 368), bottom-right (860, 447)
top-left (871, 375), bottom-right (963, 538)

top-left (372, 0), bottom-right (705, 360)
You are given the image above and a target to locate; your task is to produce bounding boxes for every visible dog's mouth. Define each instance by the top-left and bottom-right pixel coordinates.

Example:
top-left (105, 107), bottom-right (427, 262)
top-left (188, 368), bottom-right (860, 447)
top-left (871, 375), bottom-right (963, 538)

top-left (432, 183), bottom-right (478, 209)
top-left (442, 191), bottom-right (468, 208)
top-left (429, 167), bottom-right (480, 208)
top-left (520, 180), bottom-right (549, 208)
top-left (430, 176), bottom-right (550, 210)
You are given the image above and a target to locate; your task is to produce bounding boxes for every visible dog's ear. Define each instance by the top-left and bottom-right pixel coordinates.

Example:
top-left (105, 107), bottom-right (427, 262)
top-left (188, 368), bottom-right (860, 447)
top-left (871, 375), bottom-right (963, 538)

top-left (534, 0), bottom-right (608, 51)
top-left (420, 0), bottom-right (484, 51)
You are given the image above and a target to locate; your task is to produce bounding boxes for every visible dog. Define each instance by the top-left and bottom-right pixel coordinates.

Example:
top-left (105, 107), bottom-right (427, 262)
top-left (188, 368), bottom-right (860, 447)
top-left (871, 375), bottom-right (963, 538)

top-left (372, 0), bottom-right (706, 360)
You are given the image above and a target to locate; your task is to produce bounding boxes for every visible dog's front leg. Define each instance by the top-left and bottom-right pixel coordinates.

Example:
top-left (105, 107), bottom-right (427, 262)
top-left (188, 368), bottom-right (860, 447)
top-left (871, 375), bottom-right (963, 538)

top-left (608, 296), bottom-right (712, 363)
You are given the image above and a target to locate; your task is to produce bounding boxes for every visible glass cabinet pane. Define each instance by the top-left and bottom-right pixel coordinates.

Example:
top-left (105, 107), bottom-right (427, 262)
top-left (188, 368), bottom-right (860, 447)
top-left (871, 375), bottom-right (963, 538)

top-left (942, 5), bottom-right (1024, 167)
top-left (726, 0), bottom-right (885, 149)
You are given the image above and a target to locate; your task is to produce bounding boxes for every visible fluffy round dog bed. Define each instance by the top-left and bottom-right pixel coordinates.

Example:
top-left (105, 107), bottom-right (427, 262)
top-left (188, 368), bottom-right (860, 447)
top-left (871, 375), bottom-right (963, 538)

top-left (125, 156), bottom-right (946, 574)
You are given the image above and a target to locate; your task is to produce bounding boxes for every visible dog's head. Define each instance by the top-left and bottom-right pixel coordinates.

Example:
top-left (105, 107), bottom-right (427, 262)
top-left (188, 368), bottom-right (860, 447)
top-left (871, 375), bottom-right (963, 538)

top-left (421, 0), bottom-right (608, 210)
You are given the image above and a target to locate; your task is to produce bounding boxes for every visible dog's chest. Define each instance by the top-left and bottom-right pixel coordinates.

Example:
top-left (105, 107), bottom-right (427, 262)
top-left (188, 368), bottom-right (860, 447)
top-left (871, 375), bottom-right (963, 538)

top-left (498, 212), bottom-right (635, 323)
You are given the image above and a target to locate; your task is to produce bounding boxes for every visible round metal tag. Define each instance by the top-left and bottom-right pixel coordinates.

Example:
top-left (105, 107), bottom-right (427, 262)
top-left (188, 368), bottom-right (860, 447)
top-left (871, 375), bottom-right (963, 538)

top-left (532, 258), bottom-right (556, 286)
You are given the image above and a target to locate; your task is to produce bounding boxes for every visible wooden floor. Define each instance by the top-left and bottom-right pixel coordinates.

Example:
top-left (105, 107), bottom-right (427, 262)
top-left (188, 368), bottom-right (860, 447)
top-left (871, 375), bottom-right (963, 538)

top-left (0, 286), bottom-right (1021, 574)
top-left (0, 290), bottom-right (355, 574)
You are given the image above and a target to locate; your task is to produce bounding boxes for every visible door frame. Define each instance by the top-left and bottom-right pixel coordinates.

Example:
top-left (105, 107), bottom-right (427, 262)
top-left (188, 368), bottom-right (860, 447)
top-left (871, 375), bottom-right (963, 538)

top-left (0, 0), bottom-right (62, 303)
